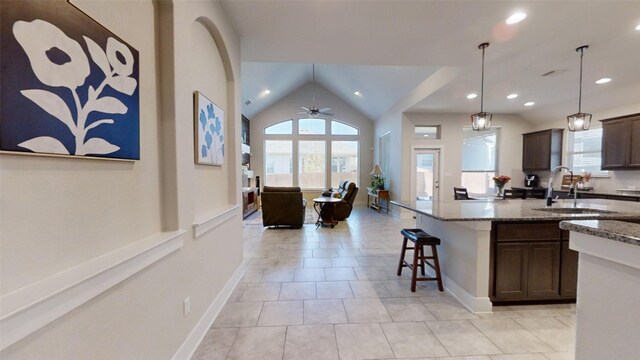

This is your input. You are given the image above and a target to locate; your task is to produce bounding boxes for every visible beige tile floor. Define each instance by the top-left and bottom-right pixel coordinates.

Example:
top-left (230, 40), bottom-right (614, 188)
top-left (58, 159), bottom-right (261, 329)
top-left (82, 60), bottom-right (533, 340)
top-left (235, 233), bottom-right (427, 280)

top-left (192, 206), bottom-right (576, 360)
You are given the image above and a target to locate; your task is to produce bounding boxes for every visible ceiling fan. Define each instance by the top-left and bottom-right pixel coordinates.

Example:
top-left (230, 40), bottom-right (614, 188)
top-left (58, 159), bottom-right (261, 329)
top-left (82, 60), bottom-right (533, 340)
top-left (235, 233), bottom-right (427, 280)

top-left (299, 64), bottom-right (334, 118)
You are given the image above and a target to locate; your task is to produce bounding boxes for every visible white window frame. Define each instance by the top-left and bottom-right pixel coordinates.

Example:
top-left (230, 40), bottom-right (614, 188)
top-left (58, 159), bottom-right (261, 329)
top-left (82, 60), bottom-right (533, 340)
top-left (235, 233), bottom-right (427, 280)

top-left (461, 127), bottom-right (500, 195)
top-left (263, 118), bottom-right (360, 190)
top-left (567, 127), bottom-right (609, 177)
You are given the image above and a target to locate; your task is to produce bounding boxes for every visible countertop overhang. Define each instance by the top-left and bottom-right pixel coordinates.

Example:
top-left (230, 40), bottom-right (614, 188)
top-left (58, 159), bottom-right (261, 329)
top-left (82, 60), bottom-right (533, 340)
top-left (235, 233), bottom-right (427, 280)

top-left (560, 220), bottom-right (640, 246)
top-left (391, 198), bottom-right (640, 222)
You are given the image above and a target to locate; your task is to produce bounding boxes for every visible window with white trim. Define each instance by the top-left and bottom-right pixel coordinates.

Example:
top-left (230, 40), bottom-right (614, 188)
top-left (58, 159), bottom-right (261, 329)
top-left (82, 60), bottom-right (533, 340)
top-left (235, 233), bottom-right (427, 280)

top-left (299, 140), bottom-right (326, 189)
top-left (263, 119), bottom-right (360, 189)
top-left (567, 127), bottom-right (608, 177)
top-left (461, 127), bottom-right (499, 195)
top-left (265, 140), bottom-right (293, 186)
top-left (331, 141), bottom-right (358, 188)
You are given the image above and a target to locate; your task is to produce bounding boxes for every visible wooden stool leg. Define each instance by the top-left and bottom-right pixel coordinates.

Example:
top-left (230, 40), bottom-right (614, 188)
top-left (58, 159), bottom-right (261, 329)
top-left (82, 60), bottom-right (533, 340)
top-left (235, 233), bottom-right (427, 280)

top-left (419, 244), bottom-right (426, 276)
top-left (431, 244), bottom-right (444, 291)
top-left (397, 237), bottom-right (408, 276)
top-left (411, 242), bottom-right (419, 292)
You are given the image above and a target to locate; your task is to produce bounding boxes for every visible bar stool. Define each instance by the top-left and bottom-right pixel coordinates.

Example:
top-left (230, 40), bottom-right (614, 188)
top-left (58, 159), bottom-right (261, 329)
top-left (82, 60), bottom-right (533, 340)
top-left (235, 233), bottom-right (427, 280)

top-left (397, 228), bottom-right (444, 292)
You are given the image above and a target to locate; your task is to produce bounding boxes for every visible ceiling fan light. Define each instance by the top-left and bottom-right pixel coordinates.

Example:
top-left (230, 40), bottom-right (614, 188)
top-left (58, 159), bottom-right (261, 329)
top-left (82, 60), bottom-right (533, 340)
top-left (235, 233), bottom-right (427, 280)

top-left (567, 112), bottom-right (592, 132)
top-left (471, 112), bottom-right (492, 131)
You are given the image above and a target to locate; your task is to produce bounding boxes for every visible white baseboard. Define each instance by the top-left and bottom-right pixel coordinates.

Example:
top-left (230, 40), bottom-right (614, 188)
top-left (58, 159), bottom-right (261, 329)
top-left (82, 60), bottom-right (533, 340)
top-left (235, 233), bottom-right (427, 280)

top-left (172, 260), bottom-right (247, 360)
top-left (0, 230), bottom-right (187, 350)
top-left (443, 275), bottom-right (493, 313)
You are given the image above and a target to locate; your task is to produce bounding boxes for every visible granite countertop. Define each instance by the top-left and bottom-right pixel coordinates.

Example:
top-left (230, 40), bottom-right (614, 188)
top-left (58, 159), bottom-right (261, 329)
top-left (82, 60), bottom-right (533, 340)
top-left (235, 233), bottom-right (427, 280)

top-left (391, 198), bottom-right (640, 222)
top-left (560, 220), bottom-right (640, 246)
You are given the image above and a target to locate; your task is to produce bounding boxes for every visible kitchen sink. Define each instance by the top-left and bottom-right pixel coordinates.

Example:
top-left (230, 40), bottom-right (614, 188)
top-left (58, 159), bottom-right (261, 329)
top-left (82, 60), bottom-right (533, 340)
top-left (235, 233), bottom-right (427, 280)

top-left (533, 207), bottom-right (618, 214)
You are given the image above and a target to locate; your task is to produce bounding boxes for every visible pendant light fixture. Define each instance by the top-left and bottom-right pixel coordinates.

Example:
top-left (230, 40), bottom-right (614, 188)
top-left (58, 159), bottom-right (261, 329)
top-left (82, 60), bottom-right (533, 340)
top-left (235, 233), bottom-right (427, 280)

top-left (567, 45), bottom-right (591, 131)
top-left (471, 42), bottom-right (492, 131)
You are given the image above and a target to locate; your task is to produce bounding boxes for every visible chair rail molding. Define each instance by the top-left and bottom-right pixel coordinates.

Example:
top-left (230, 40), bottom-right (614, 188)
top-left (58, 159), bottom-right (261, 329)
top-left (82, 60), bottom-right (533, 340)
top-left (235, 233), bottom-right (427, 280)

top-left (192, 205), bottom-right (241, 239)
top-left (0, 230), bottom-right (187, 350)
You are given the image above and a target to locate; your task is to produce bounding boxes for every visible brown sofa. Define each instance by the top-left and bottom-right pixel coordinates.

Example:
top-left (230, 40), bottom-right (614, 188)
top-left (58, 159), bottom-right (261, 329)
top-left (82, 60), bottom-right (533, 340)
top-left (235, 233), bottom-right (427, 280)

top-left (261, 186), bottom-right (307, 228)
top-left (320, 180), bottom-right (358, 220)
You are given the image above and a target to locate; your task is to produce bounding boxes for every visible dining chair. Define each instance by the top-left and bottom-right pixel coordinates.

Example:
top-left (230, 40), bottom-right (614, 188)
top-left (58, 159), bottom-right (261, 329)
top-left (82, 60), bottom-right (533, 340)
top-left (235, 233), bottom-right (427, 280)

top-left (503, 188), bottom-right (526, 199)
top-left (453, 187), bottom-right (473, 200)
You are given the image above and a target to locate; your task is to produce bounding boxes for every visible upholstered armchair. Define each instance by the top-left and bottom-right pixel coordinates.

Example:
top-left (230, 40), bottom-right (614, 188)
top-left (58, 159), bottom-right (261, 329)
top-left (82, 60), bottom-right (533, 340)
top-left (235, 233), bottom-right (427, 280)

top-left (320, 180), bottom-right (358, 220)
top-left (261, 186), bottom-right (307, 228)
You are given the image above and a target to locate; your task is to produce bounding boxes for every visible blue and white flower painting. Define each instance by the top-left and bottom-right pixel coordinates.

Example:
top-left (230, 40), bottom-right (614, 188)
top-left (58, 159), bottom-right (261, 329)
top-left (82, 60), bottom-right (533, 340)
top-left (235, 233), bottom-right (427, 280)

top-left (195, 91), bottom-right (224, 166)
top-left (0, 1), bottom-right (140, 160)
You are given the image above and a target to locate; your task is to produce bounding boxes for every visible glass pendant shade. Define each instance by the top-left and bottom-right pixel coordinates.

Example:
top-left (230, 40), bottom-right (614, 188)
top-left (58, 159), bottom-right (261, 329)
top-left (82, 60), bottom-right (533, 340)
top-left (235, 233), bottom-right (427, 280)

top-left (567, 45), bottom-right (591, 132)
top-left (567, 112), bottom-right (592, 131)
top-left (472, 42), bottom-right (492, 131)
top-left (471, 112), bottom-right (492, 131)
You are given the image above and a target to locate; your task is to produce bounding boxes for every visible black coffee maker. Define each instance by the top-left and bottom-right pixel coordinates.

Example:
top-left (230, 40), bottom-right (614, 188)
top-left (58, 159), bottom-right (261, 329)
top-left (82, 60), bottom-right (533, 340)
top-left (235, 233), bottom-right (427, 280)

top-left (525, 174), bottom-right (539, 188)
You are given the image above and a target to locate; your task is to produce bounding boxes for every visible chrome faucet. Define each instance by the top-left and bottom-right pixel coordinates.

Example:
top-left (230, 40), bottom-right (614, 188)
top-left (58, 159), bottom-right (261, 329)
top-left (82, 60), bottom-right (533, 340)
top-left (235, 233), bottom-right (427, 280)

top-left (546, 166), bottom-right (573, 207)
top-left (569, 182), bottom-right (579, 208)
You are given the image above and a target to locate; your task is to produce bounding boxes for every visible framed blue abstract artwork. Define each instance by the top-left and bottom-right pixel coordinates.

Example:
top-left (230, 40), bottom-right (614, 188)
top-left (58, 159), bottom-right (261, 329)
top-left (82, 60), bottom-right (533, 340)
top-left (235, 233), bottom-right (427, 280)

top-left (0, 0), bottom-right (140, 160)
top-left (194, 91), bottom-right (225, 166)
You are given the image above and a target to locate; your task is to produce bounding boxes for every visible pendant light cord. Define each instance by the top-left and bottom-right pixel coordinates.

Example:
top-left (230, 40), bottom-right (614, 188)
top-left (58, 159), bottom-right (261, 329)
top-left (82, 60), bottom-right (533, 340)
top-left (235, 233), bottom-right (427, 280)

top-left (575, 45), bottom-right (588, 114)
top-left (578, 48), bottom-right (583, 113)
top-left (478, 42), bottom-right (489, 114)
top-left (480, 46), bottom-right (485, 113)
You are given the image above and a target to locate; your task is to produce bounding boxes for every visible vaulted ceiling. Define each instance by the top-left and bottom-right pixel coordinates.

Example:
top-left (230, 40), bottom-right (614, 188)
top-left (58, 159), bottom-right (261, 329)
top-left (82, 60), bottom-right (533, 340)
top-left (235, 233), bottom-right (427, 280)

top-left (222, 1), bottom-right (640, 122)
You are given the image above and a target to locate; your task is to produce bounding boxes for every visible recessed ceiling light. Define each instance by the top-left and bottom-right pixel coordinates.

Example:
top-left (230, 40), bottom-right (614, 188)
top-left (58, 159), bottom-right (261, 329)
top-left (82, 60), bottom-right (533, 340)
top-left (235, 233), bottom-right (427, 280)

top-left (264, 89), bottom-right (271, 94)
top-left (507, 93), bottom-right (518, 99)
top-left (524, 101), bottom-right (535, 107)
top-left (636, 23), bottom-right (640, 31)
top-left (595, 77), bottom-right (611, 84)
top-left (423, 134), bottom-right (429, 137)
top-left (467, 93), bottom-right (478, 99)
top-left (506, 12), bottom-right (527, 25)
top-left (354, 91), bottom-right (361, 96)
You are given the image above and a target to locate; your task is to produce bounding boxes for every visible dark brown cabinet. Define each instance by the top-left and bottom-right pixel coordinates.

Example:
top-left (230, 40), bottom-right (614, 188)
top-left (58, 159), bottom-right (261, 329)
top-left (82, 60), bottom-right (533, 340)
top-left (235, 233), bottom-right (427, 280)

top-left (601, 114), bottom-right (640, 170)
top-left (495, 243), bottom-right (528, 299)
top-left (522, 129), bottom-right (563, 171)
top-left (491, 221), bottom-right (576, 303)
top-left (527, 243), bottom-right (561, 299)
top-left (560, 240), bottom-right (579, 297)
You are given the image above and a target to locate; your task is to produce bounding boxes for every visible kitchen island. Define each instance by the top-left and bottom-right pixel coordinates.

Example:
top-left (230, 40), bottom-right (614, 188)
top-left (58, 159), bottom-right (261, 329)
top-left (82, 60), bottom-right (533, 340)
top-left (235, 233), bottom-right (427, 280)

top-left (560, 220), bottom-right (640, 360)
top-left (391, 198), bottom-right (640, 313)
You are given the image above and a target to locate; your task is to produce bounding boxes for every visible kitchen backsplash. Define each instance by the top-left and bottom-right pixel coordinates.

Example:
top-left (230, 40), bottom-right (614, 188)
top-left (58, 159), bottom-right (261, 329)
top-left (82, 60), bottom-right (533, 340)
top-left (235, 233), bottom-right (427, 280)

top-left (536, 170), bottom-right (639, 194)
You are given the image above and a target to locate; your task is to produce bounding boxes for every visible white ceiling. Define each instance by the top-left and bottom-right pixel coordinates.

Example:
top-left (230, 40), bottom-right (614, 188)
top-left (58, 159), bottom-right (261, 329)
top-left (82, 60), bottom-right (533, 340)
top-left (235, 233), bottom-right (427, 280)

top-left (223, 1), bottom-right (640, 122)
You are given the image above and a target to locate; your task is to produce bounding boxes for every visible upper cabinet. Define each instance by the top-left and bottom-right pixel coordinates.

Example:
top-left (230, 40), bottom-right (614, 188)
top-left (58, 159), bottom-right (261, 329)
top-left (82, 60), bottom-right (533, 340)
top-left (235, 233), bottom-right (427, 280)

top-left (522, 129), bottom-right (563, 171)
top-left (601, 114), bottom-right (640, 170)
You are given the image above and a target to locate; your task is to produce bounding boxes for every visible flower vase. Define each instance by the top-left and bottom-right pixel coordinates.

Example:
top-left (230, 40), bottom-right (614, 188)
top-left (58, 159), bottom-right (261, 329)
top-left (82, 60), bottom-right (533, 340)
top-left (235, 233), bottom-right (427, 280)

top-left (496, 185), bottom-right (504, 197)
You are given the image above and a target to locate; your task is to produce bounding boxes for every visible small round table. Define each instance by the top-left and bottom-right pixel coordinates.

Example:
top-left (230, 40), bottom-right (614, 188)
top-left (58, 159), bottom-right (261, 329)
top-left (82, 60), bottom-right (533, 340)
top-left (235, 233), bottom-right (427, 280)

top-left (312, 197), bottom-right (342, 228)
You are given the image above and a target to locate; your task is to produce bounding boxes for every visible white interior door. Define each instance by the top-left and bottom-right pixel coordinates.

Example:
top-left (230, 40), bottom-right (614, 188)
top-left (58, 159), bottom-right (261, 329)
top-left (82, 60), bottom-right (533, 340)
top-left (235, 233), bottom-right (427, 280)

top-left (411, 148), bottom-right (440, 201)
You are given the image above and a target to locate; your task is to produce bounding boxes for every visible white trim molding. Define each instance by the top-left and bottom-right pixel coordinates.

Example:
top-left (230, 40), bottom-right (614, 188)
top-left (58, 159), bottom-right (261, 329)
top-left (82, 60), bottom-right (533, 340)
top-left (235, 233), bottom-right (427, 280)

top-left (193, 205), bottom-right (241, 239)
top-left (172, 260), bottom-right (247, 360)
top-left (0, 230), bottom-right (187, 350)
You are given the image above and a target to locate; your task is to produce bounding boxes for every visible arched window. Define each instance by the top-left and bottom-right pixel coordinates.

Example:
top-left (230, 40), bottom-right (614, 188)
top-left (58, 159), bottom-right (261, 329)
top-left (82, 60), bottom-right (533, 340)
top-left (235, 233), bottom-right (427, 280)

top-left (331, 120), bottom-right (358, 135)
top-left (265, 120), bottom-right (293, 135)
top-left (264, 118), bottom-right (360, 189)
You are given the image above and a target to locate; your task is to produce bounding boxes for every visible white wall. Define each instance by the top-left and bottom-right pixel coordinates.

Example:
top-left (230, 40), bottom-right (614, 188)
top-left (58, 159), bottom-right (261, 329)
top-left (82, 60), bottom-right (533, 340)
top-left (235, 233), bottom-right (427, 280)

top-left (529, 103), bottom-right (640, 193)
top-left (1, 1), bottom-right (243, 358)
top-left (374, 110), bottom-right (403, 213)
top-left (249, 82), bottom-right (374, 205)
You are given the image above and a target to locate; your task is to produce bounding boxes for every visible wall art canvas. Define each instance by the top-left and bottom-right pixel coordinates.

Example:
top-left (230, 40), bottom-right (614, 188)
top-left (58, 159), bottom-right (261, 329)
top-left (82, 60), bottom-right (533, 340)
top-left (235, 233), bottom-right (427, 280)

top-left (0, 0), bottom-right (140, 160)
top-left (194, 91), bottom-right (225, 166)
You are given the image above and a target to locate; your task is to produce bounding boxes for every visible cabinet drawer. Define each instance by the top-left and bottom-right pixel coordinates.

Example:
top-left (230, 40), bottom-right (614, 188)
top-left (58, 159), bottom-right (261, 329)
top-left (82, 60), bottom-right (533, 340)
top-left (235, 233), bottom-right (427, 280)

top-left (495, 222), bottom-right (561, 242)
